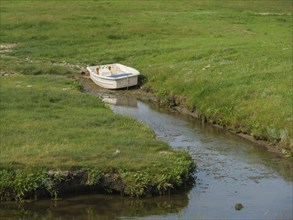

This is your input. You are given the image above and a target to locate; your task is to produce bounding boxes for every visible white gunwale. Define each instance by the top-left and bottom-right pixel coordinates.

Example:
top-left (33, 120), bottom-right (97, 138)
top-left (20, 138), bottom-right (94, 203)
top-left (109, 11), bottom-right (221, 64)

top-left (86, 63), bottom-right (140, 89)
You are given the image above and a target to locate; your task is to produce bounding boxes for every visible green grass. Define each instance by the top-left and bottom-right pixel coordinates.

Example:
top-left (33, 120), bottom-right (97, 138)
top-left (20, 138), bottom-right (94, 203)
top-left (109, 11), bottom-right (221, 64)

top-left (0, 74), bottom-right (192, 171)
top-left (1, 0), bottom-right (292, 150)
top-left (0, 75), bottom-right (161, 169)
top-left (0, 75), bottom-right (194, 199)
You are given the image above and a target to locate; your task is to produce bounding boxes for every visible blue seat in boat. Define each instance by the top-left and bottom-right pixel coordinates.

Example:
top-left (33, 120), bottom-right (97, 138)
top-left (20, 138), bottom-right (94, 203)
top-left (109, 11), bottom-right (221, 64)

top-left (108, 73), bottom-right (131, 78)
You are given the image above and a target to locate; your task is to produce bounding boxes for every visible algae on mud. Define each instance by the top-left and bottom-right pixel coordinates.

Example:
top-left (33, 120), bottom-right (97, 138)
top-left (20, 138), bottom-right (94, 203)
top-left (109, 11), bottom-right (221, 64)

top-left (0, 75), bottom-right (195, 200)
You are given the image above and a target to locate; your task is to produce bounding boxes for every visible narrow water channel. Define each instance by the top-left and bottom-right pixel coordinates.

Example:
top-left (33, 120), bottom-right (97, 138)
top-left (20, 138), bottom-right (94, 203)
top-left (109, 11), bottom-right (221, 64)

top-left (1, 84), bottom-right (292, 220)
top-left (100, 93), bottom-right (293, 220)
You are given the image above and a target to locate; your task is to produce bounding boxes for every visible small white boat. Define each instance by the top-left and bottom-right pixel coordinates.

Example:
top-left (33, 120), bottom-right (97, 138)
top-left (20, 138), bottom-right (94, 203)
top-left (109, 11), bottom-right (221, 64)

top-left (86, 63), bottom-right (140, 89)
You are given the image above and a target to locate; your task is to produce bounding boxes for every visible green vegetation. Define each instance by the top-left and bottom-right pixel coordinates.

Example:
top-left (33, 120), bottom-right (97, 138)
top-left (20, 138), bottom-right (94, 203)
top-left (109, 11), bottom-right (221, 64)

top-left (0, 75), bottom-right (194, 200)
top-left (1, 0), bottom-right (292, 151)
top-left (0, 0), bottom-right (292, 199)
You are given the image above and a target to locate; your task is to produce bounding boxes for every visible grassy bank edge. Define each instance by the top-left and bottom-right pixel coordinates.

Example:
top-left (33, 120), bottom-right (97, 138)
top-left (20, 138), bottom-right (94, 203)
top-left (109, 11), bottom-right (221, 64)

top-left (141, 87), bottom-right (293, 156)
top-left (0, 153), bottom-right (195, 201)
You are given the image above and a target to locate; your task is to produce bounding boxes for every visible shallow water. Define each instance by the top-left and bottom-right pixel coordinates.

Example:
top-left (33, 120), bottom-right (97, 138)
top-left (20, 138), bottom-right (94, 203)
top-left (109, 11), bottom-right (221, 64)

top-left (1, 88), bottom-right (292, 220)
top-left (107, 94), bottom-right (293, 219)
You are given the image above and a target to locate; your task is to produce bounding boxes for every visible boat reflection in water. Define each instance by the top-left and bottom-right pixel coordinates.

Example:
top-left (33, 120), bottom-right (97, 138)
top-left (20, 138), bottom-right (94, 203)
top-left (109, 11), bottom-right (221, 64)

top-left (101, 94), bottom-right (137, 108)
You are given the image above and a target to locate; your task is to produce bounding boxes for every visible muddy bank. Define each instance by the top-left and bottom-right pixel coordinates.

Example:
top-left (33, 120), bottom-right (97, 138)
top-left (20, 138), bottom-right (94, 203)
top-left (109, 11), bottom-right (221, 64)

top-left (1, 169), bottom-right (194, 201)
top-left (79, 75), bottom-right (291, 156)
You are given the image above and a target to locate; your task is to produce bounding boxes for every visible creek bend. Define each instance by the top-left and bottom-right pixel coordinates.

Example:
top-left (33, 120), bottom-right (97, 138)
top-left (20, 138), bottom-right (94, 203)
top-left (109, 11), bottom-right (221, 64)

top-left (2, 82), bottom-right (292, 220)
top-left (96, 91), bottom-right (293, 219)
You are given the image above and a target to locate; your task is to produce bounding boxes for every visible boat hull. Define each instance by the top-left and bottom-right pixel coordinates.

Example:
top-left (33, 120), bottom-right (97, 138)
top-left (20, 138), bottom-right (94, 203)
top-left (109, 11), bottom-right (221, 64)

top-left (87, 63), bottom-right (139, 89)
top-left (89, 73), bottom-right (138, 89)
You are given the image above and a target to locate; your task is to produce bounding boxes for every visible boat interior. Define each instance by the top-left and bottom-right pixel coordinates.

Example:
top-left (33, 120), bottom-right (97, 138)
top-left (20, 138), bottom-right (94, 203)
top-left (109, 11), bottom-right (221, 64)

top-left (96, 65), bottom-right (123, 77)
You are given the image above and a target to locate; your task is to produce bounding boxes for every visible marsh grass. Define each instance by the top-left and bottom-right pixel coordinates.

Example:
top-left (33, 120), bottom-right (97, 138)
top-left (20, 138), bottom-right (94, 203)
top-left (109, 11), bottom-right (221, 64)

top-left (0, 75), bottom-right (194, 198)
top-left (1, 0), bottom-right (292, 149)
top-left (0, 75), bottom-right (181, 170)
